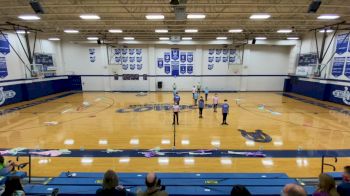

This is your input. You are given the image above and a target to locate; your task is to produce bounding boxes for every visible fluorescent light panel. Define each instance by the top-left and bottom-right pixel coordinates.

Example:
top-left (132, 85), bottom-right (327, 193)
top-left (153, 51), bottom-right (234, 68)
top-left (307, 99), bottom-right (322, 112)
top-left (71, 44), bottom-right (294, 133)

top-left (155, 29), bottom-right (168, 33)
top-left (80, 14), bottom-right (100, 20)
top-left (16, 30), bottom-right (29, 34)
top-left (287, 37), bottom-right (299, 40)
top-left (18, 15), bottom-right (40, 20)
top-left (64, 29), bottom-right (79, 33)
top-left (255, 37), bottom-right (267, 40)
top-left (124, 37), bottom-right (135, 40)
top-left (48, 37), bottom-right (60, 41)
top-left (182, 37), bottom-right (192, 40)
top-left (319, 29), bottom-right (334, 33)
top-left (228, 29), bottom-right (243, 33)
top-left (250, 14), bottom-right (271, 19)
top-left (109, 29), bottom-right (123, 33)
top-left (216, 37), bottom-right (227, 40)
top-left (185, 29), bottom-right (198, 33)
top-left (277, 29), bottom-right (292, 33)
top-left (187, 14), bottom-right (206, 19)
top-left (317, 14), bottom-right (340, 20)
top-left (87, 37), bottom-right (99, 40)
top-left (146, 14), bottom-right (164, 20)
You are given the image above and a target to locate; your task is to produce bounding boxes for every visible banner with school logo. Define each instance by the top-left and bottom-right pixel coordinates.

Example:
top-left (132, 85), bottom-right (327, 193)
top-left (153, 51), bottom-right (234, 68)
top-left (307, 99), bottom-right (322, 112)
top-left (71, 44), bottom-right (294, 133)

top-left (122, 48), bottom-right (128, 55)
top-left (164, 64), bottom-right (171, 74)
top-left (223, 49), bottom-right (228, 55)
top-left (129, 48), bottom-right (135, 55)
top-left (336, 33), bottom-right (349, 55)
top-left (157, 58), bottom-right (164, 68)
top-left (180, 52), bottom-right (186, 63)
top-left (332, 57), bottom-right (345, 77)
top-left (187, 52), bottom-right (193, 63)
top-left (114, 48), bottom-right (121, 55)
top-left (208, 63), bottom-right (214, 70)
top-left (171, 48), bottom-right (179, 60)
top-left (136, 56), bottom-right (142, 63)
top-left (229, 49), bottom-right (236, 55)
top-left (180, 64), bottom-right (186, 74)
top-left (129, 56), bottom-right (135, 63)
top-left (209, 49), bottom-right (214, 55)
top-left (208, 56), bottom-right (214, 63)
top-left (122, 64), bottom-right (128, 70)
top-left (0, 34), bottom-right (10, 55)
top-left (216, 49), bottom-right (222, 55)
top-left (89, 48), bottom-right (96, 63)
top-left (187, 64), bottom-right (193, 74)
top-left (0, 56), bottom-right (8, 78)
top-left (171, 61), bottom-right (179, 76)
top-left (136, 48), bottom-right (142, 55)
top-left (164, 52), bottom-right (170, 63)
top-left (114, 56), bottom-right (121, 63)
top-left (130, 64), bottom-right (135, 70)
top-left (229, 56), bottom-right (235, 63)
top-left (222, 56), bottom-right (228, 63)
top-left (137, 64), bottom-right (142, 70)
top-left (345, 57), bottom-right (350, 79)
top-left (215, 56), bottom-right (221, 63)
top-left (122, 57), bottom-right (128, 63)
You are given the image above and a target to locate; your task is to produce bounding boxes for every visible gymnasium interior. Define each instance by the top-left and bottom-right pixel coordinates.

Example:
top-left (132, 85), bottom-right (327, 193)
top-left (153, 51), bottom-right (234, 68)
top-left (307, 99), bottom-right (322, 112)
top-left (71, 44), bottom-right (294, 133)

top-left (0, 0), bottom-right (350, 195)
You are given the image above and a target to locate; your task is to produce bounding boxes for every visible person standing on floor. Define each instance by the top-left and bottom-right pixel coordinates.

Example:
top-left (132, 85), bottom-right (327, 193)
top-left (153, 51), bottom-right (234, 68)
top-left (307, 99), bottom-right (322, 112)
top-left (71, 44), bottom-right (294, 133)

top-left (172, 83), bottom-right (177, 96)
top-left (193, 91), bottom-right (198, 106)
top-left (173, 92), bottom-right (180, 105)
top-left (197, 82), bottom-right (201, 96)
top-left (221, 99), bottom-right (229, 125)
top-left (198, 96), bottom-right (205, 118)
top-left (213, 93), bottom-right (219, 112)
top-left (192, 85), bottom-right (196, 98)
top-left (204, 87), bottom-right (209, 101)
top-left (172, 102), bottom-right (180, 125)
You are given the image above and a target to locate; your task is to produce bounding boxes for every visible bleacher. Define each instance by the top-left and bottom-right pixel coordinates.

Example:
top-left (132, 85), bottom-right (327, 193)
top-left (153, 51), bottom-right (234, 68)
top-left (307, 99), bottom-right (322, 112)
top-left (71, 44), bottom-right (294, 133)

top-left (21, 172), bottom-right (318, 196)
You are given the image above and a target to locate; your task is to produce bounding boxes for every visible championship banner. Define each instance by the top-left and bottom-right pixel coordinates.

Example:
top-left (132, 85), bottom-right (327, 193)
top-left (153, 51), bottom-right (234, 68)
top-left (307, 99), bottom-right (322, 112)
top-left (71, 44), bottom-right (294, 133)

top-left (129, 56), bottom-right (135, 63)
top-left (122, 64), bottom-right (128, 70)
top-left (129, 48), bottom-right (135, 55)
top-left (171, 48), bottom-right (179, 60)
top-left (164, 64), bottom-right (171, 74)
top-left (332, 57), bottom-right (345, 77)
top-left (229, 49), bottom-right (236, 55)
top-left (180, 52), bottom-right (186, 63)
top-left (136, 48), bottom-right (142, 55)
top-left (89, 48), bottom-right (96, 63)
top-left (157, 58), bottom-right (164, 68)
top-left (187, 52), bottom-right (193, 63)
top-left (114, 56), bottom-right (121, 63)
top-left (215, 56), bottom-right (221, 63)
top-left (171, 61), bottom-right (179, 76)
top-left (222, 56), bottom-right (228, 63)
top-left (136, 56), bottom-right (142, 63)
top-left (345, 57), bottom-right (350, 79)
top-left (208, 63), bottom-right (214, 70)
top-left (336, 34), bottom-right (349, 55)
top-left (180, 64), bottom-right (186, 74)
top-left (229, 56), bottom-right (235, 63)
top-left (122, 57), bottom-right (128, 63)
top-left (164, 52), bottom-right (170, 63)
top-left (122, 48), bottom-right (128, 55)
top-left (130, 64), bottom-right (135, 70)
top-left (137, 64), bottom-right (142, 70)
top-left (0, 56), bottom-right (8, 78)
top-left (0, 34), bottom-right (10, 55)
top-left (209, 49), bottom-right (214, 55)
top-left (216, 49), bottom-right (222, 55)
top-left (208, 56), bottom-right (214, 63)
top-left (223, 49), bottom-right (228, 55)
top-left (187, 64), bottom-right (193, 74)
top-left (114, 48), bottom-right (121, 55)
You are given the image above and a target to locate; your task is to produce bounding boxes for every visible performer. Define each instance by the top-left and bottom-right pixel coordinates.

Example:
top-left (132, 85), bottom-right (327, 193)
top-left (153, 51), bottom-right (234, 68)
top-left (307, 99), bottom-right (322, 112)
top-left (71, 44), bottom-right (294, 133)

top-left (198, 96), bottom-right (205, 118)
top-left (197, 82), bottom-right (201, 96)
top-left (172, 83), bottom-right (177, 95)
top-left (172, 102), bottom-right (180, 125)
top-left (213, 93), bottom-right (219, 112)
top-left (221, 99), bottom-right (229, 125)
top-left (174, 92), bottom-right (180, 105)
top-left (192, 85), bottom-right (196, 98)
top-left (204, 87), bottom-right (209, 101)
top-left (193, 91), bottom-right (198, 106)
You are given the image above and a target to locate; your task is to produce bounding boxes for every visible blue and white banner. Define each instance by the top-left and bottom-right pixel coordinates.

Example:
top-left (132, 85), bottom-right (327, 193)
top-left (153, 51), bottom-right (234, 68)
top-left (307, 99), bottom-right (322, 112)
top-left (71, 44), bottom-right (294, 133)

top-left (332, 57), bottom-right (345, 77)
top-left (222, 56), bottom-right (228, 63)
top-left (136, 56), bottom-right (142, 63)
top-left (171, 48), bottom-right (179, 60)
top-left (223, 49), bottom-right (228, 55)
top-left (0, 56), bottom-right (8, 78)
top-left (180, 52), bottom-right (186, 63)
top-left (187, 64), bottom-right (193, 74)
top-left (129, 56), bottom-right (135, 63)
top-left (0, 34), bottom-right (10, 55)
top-left (229, 49), bottom-right (236, 55)
top-left (114, 56), bottom-right (121, 63)
top-left (122, 57), bottom-right (128, 63)
top-left (208, 56), bottom-right (214, 63)
top-left (137, 64), bottom-right (142, 70)
top-left (164, 64), bottom-right (171, 74)
top-left (187, 52), bottom-right (193, 63)
top-left (122, 48), bottom-right (128, 55)
top-left (345, 57), bottom-right (350, 79)
top-left (336, 33), bottom-right (349, 55)
top-left (209, 49), bottom-right (214, 55)
top-left (89, 48), bottom-right (96, 63)
top-left (171, 61), bottom-right (179, 76)
top-left (136, 48), bottom-right (142, 55)
top-left (114, 48), bottom-right (121, 55)
top-left (180, 64), bottom-right (186, 74)
top-left (208, 63), bottom-right (214, 70)
top-left (157, 58), bottom-right (164, 68)
top-left (229, 56), bottom-right (235, 63)
top-left (130, 64), bottom-right (135, 70)
top-left (215, 56), bottom-right (221, 63)
top-left (164, 52), bottom-right (170, 63)
top-left (129, 48), bottom-right (135, 55)
top-left (216, 49), bottom-right (222, 55)
top-left (122, 64), bottom-right (128, 70)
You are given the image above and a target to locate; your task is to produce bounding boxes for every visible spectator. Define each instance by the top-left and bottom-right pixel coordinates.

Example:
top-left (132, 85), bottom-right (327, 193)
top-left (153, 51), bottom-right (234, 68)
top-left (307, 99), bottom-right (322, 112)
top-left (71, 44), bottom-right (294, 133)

top-left (282, 183), bottom-right (307, 196)
top-left (198, 96), bottom-right (205, 118)
top-left (1, 176), bottom-right (25, 196)
top-left (96, 170), bottom-right (128, 196)
top-left (337, 166), bottom-right (350, 196)
top-left (0, 155), bottom-right (15, 176)
top-left (230, 185), bottom-right (251, 196)
top-left (313, 173), bottom-right (339, 196)
top-left (137, 173), bottom-right (168, 196)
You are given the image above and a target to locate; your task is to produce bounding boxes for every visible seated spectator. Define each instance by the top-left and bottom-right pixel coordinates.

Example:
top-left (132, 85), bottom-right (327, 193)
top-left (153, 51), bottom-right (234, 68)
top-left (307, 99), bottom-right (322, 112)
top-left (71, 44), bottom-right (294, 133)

top-left (337, 166), bottom-right (350, 196)
top-left (282, 183), bottom-right (307, 196)
top-left (137, 173), bottom-right (168, 196)
top-left (96, 170), bottom-right (128, 196)
top-left (231, 185), bottom-right (251, 196)
top-left (0, 155), bottom-right (15, 176)
top-left (1, 176), bottom-right (25, 196)
top-left (313, 173), bottom-right (339, 196)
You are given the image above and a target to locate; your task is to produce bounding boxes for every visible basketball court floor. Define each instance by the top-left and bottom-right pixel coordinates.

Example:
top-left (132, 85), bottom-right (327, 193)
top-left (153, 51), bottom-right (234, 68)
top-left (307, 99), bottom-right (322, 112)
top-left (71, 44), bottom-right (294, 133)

top-left (1, 91), bottom-right (349, 178)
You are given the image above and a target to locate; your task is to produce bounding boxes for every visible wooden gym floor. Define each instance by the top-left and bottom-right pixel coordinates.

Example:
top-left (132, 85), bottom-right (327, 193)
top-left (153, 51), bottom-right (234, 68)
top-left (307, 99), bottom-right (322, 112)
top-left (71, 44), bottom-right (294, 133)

top-left (0, 91), bottom-right (350, 178)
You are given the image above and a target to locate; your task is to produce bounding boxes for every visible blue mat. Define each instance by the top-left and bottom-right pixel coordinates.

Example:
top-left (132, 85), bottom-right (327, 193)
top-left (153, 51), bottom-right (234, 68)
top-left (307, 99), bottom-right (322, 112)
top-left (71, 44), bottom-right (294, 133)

top-left (326, 172), bottom-right (343, 180)
top-left (47, 177), bottom-right (296, 186)
top-left (25, 185), bottom-right (316, 196)
top-left (0, 171), bottom-right (27, 185)
top-left (58, 172), bottom-right (289, 179)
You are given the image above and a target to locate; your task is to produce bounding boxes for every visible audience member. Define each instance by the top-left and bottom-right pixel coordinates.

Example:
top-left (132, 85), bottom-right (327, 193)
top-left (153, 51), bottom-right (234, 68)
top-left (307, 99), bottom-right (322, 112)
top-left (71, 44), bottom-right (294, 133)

top-left (1, 176), bottom-right (25, 196)
top-left (137, 173), bottom-right (168, 196)
top-left (96, 170), bottom-right (128, 196)
top-left (313, 173), bottom-right (339, 196)
top-left (337, 166), bottom-right (350, 196)
top-left (0, 155), bottom-right (15, 176)
top-left (282, 183), bottom-right (307, 196)
top-left (230, 185), bottom-right (251, 196)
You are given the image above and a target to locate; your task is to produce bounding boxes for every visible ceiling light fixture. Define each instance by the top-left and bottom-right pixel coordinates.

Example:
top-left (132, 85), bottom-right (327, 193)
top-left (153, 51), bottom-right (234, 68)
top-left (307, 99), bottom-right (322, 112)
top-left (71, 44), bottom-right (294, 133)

top-left (287, 37), bottom-right (299, 40)
top-left (250, 14), bottom-right (271, 19)
top-left (18, 14), bottom-right (40, 20)
top-left (255, 37), bottom-right (267, 40)
top-left (159, 37), bottom-right (170, 41)
top-left (317, 14), bottom-right (340, 20)
top-left (277, 29), bottom-right (293, 33)
top-left (187, 14), bottom-right (206, 19)
top-left (182, 37), bottom-right (192, 40)
top-left (64, 29), bottom-right (79, 33)
top-left (185, 29), bottom-right (198, 33)
top-left (109, 29), bottom-right (123, 33)
top-left (79, 14), bottom-right (100, 20)
top-left (155, 29), bottom-right (168, 33)
top-left (216, 37), bottom-right (227, 40)
top-left (228, 29), bottom-right (243, 33)
top-left (48, 37), bottom-right (60, 41)
top-left (146, 14), bottom-right (165, 20)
